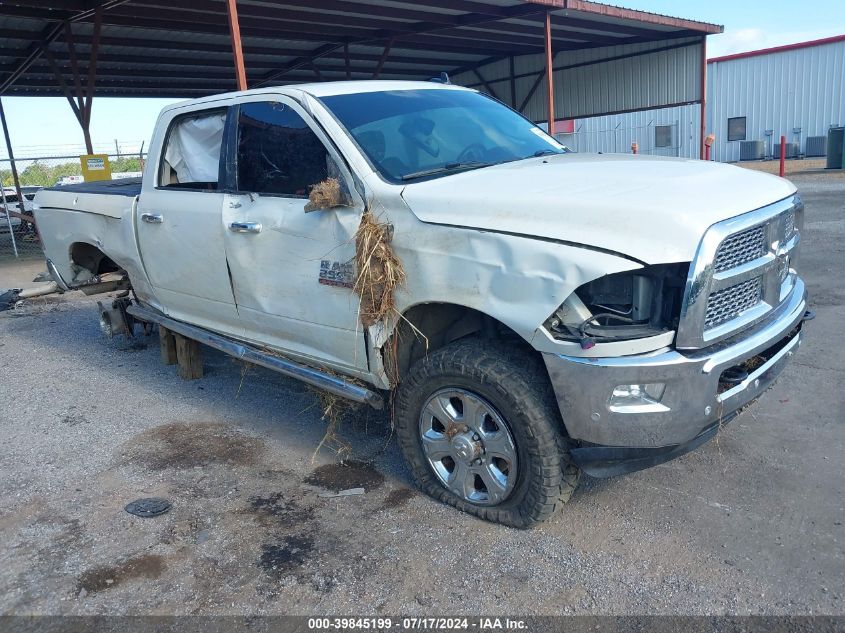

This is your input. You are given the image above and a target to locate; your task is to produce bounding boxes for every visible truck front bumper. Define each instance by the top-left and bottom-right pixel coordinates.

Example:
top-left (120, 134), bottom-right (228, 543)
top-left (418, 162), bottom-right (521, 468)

top-left (543, 278), bottom-right (808, 477)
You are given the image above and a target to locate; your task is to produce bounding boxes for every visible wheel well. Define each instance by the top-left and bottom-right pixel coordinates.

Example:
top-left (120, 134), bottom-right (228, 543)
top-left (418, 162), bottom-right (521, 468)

top-left (384, 303), bottom-right (543, 384)
top-left (69, 242), bottom-right (119, 276)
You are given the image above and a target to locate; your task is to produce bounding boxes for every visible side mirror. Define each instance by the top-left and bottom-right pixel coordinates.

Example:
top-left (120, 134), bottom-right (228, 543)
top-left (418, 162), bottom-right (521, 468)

top-left (304, 156), bottom-right (354, 212)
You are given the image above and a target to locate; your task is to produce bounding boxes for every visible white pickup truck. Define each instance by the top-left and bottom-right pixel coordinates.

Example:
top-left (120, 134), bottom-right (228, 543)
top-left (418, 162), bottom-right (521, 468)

top-left (34, 81), bottom-right (808, 527)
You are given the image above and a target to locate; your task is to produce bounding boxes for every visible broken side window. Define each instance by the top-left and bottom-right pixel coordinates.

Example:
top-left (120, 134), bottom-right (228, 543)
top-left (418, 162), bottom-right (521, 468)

top-left (236, 101), bottom-right (329, 197)
top-left (159, 109), bottom-right (226, 189)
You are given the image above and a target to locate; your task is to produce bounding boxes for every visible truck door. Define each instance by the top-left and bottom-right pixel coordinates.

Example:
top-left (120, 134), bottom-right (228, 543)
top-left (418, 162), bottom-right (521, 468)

top-left (136, 105), bottom-right (242, 336)
top-left (221, 97), bottom-right (367, 372)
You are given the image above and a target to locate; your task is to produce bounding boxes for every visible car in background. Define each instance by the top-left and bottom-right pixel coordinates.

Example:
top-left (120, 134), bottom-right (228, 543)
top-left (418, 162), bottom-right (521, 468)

top-left (0, 187), bottom-right (36, 235)
top-left (21, 185), bottom-right (43, 201)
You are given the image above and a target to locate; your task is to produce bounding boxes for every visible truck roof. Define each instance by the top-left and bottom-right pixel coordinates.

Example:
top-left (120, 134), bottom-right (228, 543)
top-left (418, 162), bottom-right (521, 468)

top-left (163, 80), bottom-right (471, 112)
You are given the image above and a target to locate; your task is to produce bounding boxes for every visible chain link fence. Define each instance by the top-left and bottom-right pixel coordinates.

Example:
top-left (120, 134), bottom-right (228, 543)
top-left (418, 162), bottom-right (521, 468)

top-left (1, 141), bottom-right (147, 261)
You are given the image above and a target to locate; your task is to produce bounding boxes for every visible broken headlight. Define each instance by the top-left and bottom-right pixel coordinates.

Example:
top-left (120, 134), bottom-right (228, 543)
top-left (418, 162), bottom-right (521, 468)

top-left (545, 263), bottom-right (689, 346)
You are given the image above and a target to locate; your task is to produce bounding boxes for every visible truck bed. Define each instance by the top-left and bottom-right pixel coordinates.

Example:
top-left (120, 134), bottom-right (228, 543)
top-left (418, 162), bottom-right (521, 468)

top-left (44, 177), bottom-right (142, 198)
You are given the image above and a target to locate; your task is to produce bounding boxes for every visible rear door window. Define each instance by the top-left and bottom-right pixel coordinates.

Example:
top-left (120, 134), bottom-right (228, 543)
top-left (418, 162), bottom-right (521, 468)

top-left (159, 109), bottom-right (227, 190)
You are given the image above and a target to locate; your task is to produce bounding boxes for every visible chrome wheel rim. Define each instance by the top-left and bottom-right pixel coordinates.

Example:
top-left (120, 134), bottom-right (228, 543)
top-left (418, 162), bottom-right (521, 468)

top-left (418, 388), bottom-right (518, 506)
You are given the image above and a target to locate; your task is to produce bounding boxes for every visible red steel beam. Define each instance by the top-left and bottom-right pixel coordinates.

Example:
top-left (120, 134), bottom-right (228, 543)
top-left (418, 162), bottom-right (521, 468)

top-left (226, 0), bottom-right (248, 90)
top-left (526, 0), bottom-right (723, 34)
top-left (699, 35), bottom-right (706, 159)
top-left (544, 11), bottom-right (555, 135)
top-left (708, 34), bottom-right (845, 63)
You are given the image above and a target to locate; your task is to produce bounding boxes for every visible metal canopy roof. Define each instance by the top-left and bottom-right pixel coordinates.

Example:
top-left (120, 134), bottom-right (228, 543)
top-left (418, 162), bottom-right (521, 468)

top-left (0, 0), bottom-right (722, 99)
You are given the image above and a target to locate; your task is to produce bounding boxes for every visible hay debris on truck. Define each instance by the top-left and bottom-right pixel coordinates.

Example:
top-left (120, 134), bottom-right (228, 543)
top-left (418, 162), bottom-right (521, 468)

top-left (353, 209), bottom-right (405, 328)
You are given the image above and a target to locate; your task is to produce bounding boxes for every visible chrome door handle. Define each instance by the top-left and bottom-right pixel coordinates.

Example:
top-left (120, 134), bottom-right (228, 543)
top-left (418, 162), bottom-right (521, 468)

top-left (140, 213), bottom-right (163, 224)
top-left (229, 221), bottom-right (262, 233)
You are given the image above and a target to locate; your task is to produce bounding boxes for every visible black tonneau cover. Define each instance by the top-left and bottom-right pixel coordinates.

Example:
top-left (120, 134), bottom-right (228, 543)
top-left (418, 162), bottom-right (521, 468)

top-left (44, 177), bottom-right (142, 197)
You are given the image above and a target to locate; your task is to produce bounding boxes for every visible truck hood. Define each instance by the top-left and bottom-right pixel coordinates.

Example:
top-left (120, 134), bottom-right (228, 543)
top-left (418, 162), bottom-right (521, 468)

top-left (400, 153), bottom-right (796, 264)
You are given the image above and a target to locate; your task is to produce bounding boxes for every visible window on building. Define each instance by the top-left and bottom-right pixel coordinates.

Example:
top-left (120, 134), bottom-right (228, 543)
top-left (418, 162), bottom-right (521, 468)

top-left (727, 117), bottom-right (747, 142)
top-left (159, 109), bottom-right (226, 189)
top-left (236, 101), bottom-right (329, 197)
top-left (654, 125), bottom-right (673, 148)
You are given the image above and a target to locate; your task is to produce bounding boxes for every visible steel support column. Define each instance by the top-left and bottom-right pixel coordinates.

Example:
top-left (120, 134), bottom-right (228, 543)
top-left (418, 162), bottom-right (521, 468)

top-left (0, 96), bottom-right (31, 242)
top-left (699, 35), bottom-right (707, 160)
top-left (226, 0), bottom-right (247, 90)
top-left (80, 8), bottom-right (102, 154)
top-left (509, 56), bottom-right (516, 108)
top-left (373, 39), bottom-right (393, 79)
top-left (544, 11), bottom-right (555, 135)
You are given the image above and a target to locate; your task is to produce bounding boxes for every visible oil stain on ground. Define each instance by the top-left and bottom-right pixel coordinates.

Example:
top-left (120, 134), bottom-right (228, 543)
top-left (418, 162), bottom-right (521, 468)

top-left (303, 460), bottom-right (385, 492)
top-left (259, 535), bottom-right (314, 578)
top-left (247, 491), bottom-right (314, 527)
top-left (381, 487), bottom-right (418, 510)
top-left (77, 554), bottom-right (166, 594)
top-left (124, 421), bottom-right (264, 470)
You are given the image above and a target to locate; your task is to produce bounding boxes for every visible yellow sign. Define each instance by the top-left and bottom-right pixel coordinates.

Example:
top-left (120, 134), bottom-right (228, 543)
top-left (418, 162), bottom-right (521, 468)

top-left (80, 154), bottom-right (112, 182)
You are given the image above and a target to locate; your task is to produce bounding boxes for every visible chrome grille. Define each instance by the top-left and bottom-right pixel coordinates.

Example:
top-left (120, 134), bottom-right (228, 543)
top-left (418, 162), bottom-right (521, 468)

top-left (676, 195), bottom-right (804, 350)
top-left (704, 277), bottom-right (763, 328)
top-left (713, 225), bottom-right (766, 272)
top-left (783, 210), bottom-right (795, 238)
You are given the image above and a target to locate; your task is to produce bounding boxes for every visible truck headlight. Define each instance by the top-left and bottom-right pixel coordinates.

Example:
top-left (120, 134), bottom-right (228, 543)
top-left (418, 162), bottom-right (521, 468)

top-left (545, 263), bottom-right (689, 345)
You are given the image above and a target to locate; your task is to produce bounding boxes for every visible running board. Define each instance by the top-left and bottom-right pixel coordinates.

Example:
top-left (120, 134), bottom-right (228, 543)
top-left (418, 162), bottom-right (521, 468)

top-left (127, 304), bottom-right (383, 409)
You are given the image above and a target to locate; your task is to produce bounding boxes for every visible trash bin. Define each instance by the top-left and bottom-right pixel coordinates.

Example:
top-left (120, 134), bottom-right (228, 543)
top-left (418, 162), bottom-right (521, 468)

top-left (828, 127), bottom-right (844, 169)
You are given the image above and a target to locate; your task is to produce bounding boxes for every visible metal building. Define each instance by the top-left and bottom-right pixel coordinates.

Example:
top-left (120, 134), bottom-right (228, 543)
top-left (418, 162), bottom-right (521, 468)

top-left (706, 35), bottom-right (845, 163)
top-left (555, 34), bottom-right (845, 161)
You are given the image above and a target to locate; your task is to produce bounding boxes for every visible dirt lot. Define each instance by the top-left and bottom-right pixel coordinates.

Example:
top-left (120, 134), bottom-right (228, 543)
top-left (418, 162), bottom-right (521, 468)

top-left (0, 173), bottom-right (843, 616)
top-left (735, 157), bottom-right (829, 176)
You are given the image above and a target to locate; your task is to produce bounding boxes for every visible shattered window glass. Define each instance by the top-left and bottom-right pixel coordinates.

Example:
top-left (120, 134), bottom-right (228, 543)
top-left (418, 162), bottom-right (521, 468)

top-left (236, 102), bottom-right (329, 197)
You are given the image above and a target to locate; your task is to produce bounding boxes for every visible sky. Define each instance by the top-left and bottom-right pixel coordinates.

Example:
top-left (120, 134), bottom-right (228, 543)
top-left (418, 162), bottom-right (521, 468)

top-left (1, 0), bottom-right (843, 159)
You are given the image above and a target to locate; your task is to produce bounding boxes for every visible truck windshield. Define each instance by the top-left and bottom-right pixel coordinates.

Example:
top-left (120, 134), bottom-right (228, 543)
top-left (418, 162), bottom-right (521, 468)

top-left (319, 89), bottom-right (566, 182)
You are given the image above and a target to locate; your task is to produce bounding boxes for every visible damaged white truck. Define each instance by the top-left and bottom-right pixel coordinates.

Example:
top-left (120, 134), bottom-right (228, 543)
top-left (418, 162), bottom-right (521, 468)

top-left (34, 81), bottom-right (809, 527)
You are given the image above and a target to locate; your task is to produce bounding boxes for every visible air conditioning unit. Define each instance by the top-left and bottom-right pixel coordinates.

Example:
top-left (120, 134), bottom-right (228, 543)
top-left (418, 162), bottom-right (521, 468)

top-left (806, 136), bottom-right (827, 157)
top-left (773, 142), bottom-right (800, 159)
top-left (739, 140), bottom-right (764, 161)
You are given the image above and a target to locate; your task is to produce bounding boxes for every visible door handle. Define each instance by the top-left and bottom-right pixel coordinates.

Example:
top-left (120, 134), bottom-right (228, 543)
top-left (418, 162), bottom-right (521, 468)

top-left (140, 213), bottom-right (163, 224)
top-left (228, 221), bottom-right (262, 233)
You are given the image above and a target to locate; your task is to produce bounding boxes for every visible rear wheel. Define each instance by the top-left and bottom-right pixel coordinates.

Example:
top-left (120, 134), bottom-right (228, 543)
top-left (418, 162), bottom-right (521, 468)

top-left (395, 339), bottom-right (579, 528)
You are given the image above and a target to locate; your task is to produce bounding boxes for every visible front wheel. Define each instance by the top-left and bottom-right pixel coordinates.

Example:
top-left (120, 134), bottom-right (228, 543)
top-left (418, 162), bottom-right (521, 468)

top-left (394, 340), bottom-right (579, 528)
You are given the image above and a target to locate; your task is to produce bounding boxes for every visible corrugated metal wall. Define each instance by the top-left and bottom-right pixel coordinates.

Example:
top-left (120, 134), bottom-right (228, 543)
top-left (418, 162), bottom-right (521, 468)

top-left (451, 36), bottom-right (703, 122)
top-left (558, 103), bottom-right (702, 157)
top-left (707, 39), bottom-right (845, 162)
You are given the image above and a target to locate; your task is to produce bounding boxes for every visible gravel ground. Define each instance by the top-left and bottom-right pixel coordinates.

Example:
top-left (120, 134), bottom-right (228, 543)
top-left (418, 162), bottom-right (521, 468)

top-left (0, 172), bottom-right (842, 616)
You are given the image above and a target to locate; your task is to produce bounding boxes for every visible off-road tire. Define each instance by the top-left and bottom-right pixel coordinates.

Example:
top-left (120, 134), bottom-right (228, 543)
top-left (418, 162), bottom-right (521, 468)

top-left (394, 339), bottom-right (580, 528)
